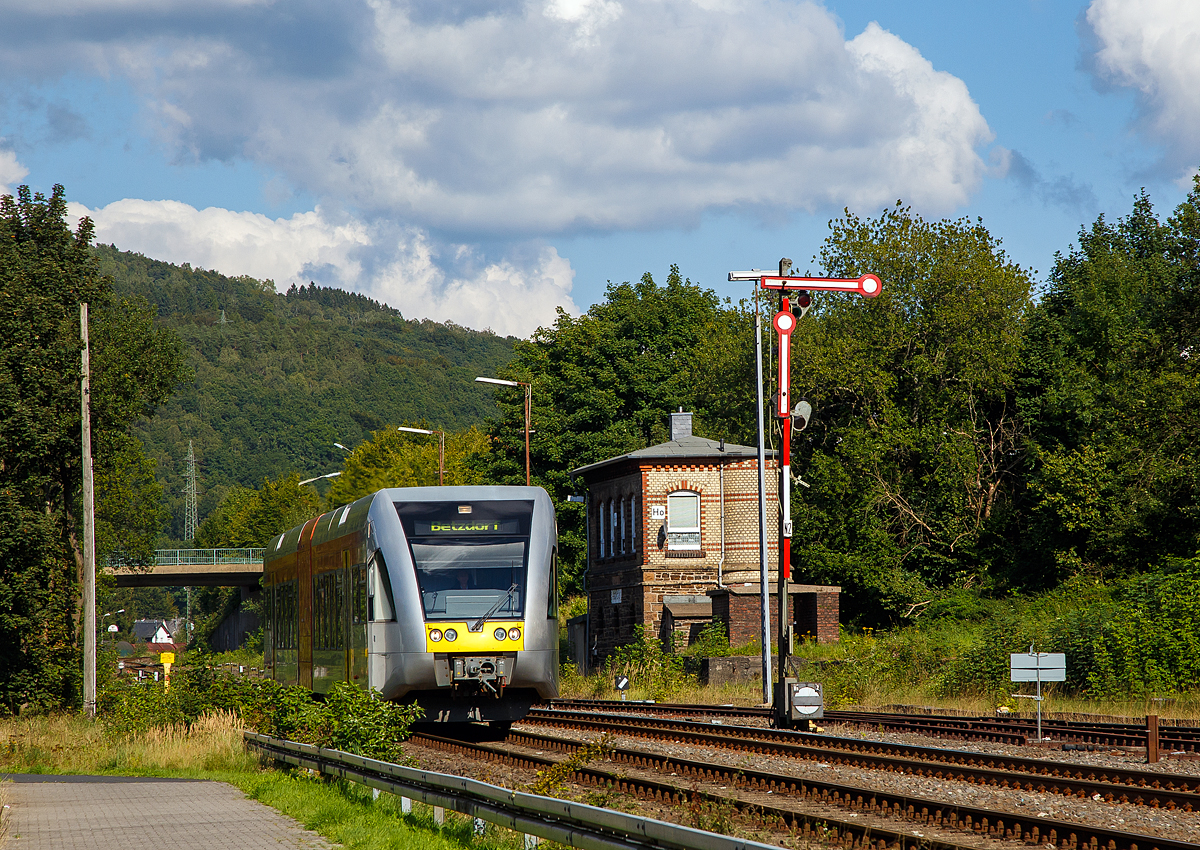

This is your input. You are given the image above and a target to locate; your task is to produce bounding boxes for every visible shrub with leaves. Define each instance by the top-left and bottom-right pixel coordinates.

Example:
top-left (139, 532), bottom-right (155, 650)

top-left (100, 667), bottom-right (422, 760)
top-left (603, 626), bottom-right (687, 700)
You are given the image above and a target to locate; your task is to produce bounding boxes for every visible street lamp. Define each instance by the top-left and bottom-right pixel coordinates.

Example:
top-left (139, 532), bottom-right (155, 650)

top-left (333, 442), bottom-right (351, 452)
top-left (102, 609), bottom-right (124, 646)
top-left (476, 376), bottom-right (531, 486)
top-left (397, 426), bottom-right (446, 486)
top-left (298, 471), bottom-right (342, 486)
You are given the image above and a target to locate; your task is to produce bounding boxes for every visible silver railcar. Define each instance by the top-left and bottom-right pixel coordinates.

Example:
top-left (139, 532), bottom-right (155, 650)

top-left (263, 486), bottom-right (559, 726)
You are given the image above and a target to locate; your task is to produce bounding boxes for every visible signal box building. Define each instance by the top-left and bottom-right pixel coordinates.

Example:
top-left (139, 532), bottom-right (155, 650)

top-left (571, 411), bottom-right (839, 668)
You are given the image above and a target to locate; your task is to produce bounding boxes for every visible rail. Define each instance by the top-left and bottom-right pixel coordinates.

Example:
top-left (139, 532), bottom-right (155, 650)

top-left (243, 732), bottom-right (780, 850)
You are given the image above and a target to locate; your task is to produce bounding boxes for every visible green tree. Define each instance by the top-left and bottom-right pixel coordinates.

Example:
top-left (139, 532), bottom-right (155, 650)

top-left (194, 472), bottom-right (321, 549)
top-left (1018, 184), bottom-right (1200, 582)
top-left (326, 425), bottom-right (490, 505)
top-left (0, 185), bottom-right (187, 712)
top-left (787, 204), bottom-right (1034, 622)
top-left (474, 266), bottom-right (736, 594)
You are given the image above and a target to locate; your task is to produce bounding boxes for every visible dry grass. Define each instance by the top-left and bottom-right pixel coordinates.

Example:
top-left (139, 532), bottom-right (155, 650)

top-left (562, 665), bottom-right (1200, 722)
top-left (0, 710), bottom-right (258, 776)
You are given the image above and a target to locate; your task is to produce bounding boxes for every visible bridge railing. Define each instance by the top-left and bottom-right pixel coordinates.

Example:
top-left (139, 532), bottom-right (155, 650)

top-left (154, 548), bottom-right (265, 566)
top-left (104, 549), bottom-right (265, 569)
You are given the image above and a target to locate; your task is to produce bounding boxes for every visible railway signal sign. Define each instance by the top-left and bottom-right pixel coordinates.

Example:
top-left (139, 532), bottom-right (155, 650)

top-left (728, 260), bottom-right (882, 714)
top-left (615, 674), bottom-right (630, 701)
top-left (788, 681), bottom-right (824, 721)
top-left (755, 273), bottom-right (882, 298)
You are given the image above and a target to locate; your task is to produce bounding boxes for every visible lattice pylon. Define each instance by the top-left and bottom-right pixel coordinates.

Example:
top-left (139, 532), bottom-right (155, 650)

top-left (184, 440), bottom-right (199, 543)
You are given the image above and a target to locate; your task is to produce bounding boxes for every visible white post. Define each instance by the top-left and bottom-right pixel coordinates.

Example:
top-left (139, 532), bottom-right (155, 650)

top-left (401, 796), bottom-right (412, 814)
top-left (81, 303), bottom-right (97, 719)
top-left (433, 806), bottom-right (444, 825)
top-left (1036, 666), bottom-right (1043, 741)
top-left (754, 305), bottom-right (773, 707)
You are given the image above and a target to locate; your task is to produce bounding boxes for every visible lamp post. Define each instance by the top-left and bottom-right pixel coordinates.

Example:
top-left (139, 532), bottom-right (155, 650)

top-left (476, 376), bottom-right (531, 486)
top-left (298, 471), bottom-right (342, 486)
top-left (397, 426), bottom-right (446, 485)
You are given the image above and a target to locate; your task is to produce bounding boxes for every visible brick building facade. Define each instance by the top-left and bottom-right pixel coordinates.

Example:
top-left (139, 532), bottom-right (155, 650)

top-left (573, 411), bottom-right (839, 666)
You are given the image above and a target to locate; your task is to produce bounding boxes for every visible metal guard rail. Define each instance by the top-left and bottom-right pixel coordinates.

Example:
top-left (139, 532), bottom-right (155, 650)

top-left (244, 732), bottom-right (781, 850)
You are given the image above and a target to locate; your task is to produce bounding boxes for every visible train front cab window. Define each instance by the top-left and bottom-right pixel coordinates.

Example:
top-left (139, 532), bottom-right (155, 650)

top-left (395, 499), bottom-right (533, 621)
top-left (368, 553), bottom-right (395, 621)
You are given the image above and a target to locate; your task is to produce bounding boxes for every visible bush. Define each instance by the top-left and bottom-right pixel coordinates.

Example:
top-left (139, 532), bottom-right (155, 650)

top-left (684, 621), bottom-right (731, 657)
top-left (100, 668), bottom-right (422, 760)
top-left (1086, 567), bottom-right (1200, 697)
top-left (603, 626), bottom-right (688, 700)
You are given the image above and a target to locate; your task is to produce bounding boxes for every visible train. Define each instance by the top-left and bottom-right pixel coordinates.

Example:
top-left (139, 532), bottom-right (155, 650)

top-left (262, 486), bottom-right (560, 727)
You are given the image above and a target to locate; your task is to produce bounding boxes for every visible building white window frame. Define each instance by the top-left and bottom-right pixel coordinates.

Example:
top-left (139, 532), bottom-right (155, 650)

top-left (619, 497), bottom-right (627, 554)
top-left (630, 494), bottom-right (638, 553)
top-left (597, 498), bottom-right (605, 559)
top-left (666, 490), bottom-right (701, 551)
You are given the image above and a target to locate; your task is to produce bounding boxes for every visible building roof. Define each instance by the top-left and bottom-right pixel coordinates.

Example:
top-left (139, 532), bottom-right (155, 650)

top-left (663, 602), bottom-right (713, 619)
top-left (571, 434), bottom-right (775, 479)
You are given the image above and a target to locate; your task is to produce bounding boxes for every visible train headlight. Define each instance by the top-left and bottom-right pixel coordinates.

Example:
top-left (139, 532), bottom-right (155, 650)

top-left (508, 627), bottom-right (521, 641)
top-left (429, 629), bottom-right (443, 642)
top-left (494, 627), bottom-right (507, 641)
top-left (445, 628), bottom-right (458, 642)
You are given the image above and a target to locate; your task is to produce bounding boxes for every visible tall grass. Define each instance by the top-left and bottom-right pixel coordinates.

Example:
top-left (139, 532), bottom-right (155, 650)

top-left (0, 711), bottom-right (257, 776)
top-left (0, 713), bottom-right (534, 850)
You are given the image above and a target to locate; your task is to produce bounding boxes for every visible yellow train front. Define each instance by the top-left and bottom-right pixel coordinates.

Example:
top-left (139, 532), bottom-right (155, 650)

top-left (263, 486), bottom-right (560, 728)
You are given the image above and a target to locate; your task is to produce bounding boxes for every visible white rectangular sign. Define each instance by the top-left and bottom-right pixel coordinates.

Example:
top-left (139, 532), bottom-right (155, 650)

top-left (611, 589), bottom-right (622, 605)
top-left (650, 505), bottom-right (666, 521)
top-left (1010, 652), bottom-right (1066, 682)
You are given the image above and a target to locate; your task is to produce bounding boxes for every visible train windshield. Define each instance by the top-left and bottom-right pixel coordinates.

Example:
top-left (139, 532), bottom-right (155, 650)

top-left (395, 500), bottom-right (533, 621)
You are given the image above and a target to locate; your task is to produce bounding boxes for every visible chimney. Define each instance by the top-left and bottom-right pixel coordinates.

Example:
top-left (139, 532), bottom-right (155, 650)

top-left (670, 408), bottom-right (693, 441)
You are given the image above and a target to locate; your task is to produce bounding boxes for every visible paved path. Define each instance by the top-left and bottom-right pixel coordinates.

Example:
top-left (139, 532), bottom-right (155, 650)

top-left (2, 774), bottom-right (334, 849)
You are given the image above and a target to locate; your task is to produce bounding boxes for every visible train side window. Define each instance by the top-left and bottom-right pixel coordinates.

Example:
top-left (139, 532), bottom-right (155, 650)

top-left (368, 554), bottom-right (396, 622)
top-left (352, 564), bottom-right (368, 626)
top-left (547, 549), bottom-right (558, 619)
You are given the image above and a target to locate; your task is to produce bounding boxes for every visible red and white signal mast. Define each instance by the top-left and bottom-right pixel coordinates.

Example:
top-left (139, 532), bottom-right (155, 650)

top-left (728, 260), bottom-right (882, 709)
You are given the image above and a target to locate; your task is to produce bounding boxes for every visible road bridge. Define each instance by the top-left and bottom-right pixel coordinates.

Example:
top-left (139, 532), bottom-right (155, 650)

top-left (105, 548), bottom-right (263, 587)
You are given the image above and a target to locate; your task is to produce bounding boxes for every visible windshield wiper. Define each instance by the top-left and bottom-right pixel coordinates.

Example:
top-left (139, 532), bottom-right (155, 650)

top-left (470, 583), bottom-right (518, 632)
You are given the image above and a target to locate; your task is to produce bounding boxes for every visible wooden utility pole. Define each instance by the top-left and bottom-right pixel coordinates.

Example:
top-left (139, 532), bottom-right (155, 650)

top-left (81, 303), bottom-right (97, 718)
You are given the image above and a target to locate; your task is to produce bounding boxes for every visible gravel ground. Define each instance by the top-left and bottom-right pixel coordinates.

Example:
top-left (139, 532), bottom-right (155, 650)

top-left (514, 717), bottom-right (1200, 844)
top-left (818, 721), bottom-right (1200, 777)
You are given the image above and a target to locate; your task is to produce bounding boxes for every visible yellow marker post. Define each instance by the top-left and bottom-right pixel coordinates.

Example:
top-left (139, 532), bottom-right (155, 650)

top-left (161, 652), bottom-right (175, 691)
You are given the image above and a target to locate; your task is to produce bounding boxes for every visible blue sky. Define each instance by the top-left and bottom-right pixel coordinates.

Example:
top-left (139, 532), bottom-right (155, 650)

top-left (2, 0), bottom-right (1197, 336)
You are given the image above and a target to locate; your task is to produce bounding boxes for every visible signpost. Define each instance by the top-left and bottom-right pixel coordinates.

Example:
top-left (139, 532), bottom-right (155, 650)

top-left (1010, 651), bottom-right (1066, 741)
top-left (728, 263), bottom-right (882, 715)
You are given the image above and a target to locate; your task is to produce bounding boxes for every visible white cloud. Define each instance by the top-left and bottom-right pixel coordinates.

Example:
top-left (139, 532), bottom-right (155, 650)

top-left (1088, 0), bottom-right (1200, 178)
top-left (69, 197), bottom-right (577, 336)
top-left (4, 0), bottom-right (994, 236)
top-left (0, 147), bottom-right (29, 196)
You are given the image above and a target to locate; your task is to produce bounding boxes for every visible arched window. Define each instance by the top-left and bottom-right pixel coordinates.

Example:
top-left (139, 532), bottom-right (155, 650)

top-left (667, 490), bottom-right (701, 551)
top-left (619, 497), bottom-right (627, 553)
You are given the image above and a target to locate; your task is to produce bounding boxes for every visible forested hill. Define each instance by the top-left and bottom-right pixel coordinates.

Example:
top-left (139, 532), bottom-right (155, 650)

top-left (94, 245), bottom-right (516, 541)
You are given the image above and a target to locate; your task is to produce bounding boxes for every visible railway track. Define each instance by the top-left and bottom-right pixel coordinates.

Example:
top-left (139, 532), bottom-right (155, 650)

top-left (409, 727), bottom-right (1200, 850)
top-left (527, 708), bottom-right (1200, 807)
top-left (550, 699), bottom-right (1200, 751)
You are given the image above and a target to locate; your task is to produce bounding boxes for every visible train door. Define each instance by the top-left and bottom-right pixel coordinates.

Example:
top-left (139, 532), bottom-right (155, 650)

top-left (263, 575), bottom-right (274, 678)
top-left (297, 517), bottom-right (319, 690)
top-left (366, 551), bottom-right (395, 692)
top-left (349, 550), bottom-right (368, 689)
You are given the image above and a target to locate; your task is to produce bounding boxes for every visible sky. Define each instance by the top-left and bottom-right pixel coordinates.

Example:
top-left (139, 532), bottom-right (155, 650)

top-left (2, 0), bottom-right (1198, 337)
